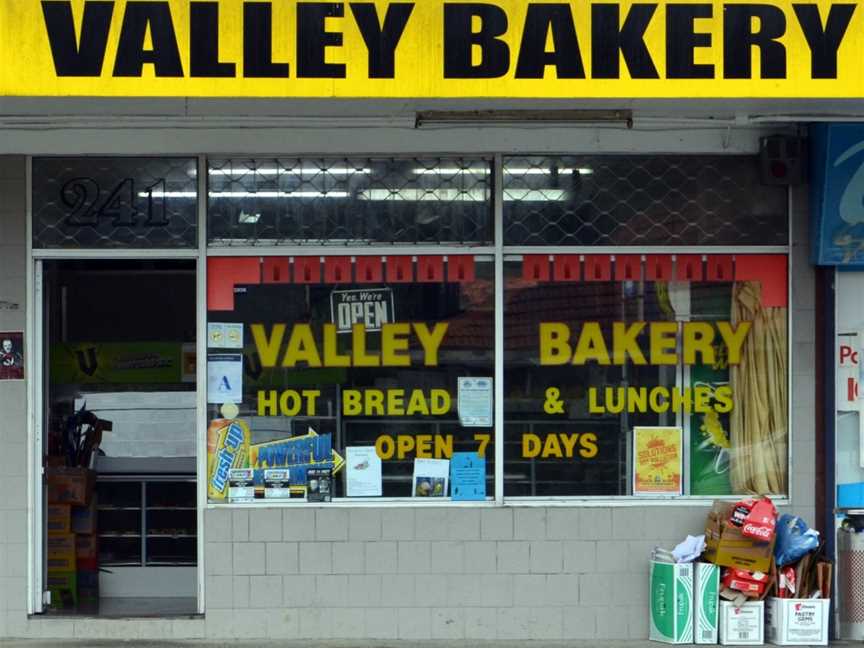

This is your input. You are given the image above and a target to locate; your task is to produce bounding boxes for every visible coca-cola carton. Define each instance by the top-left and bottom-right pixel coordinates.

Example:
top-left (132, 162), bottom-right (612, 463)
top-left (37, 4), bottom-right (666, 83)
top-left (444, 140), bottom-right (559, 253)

top-left (704, 501), bottom-right (776, 573)
top-left (722, 568), bottom-right (769, 596)
top-left (741, 497), bottom-right (777, 542)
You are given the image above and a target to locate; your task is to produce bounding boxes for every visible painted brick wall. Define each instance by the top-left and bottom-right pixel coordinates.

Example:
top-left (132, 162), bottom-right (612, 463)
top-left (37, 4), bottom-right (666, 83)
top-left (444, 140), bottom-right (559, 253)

top-left (1, 173), bottom-right (817, 641)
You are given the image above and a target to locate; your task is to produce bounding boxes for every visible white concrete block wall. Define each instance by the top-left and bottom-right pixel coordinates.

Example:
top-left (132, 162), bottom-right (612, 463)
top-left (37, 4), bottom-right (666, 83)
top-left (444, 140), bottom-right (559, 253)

top-left (0, 163), bottom-right (817, 641)
top-left (0, 156), bottom-right (28, 640)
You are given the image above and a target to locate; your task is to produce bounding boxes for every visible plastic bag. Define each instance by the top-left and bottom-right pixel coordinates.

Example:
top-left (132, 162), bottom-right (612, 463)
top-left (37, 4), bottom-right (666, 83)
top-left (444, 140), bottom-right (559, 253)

top-left (774, 514), bottom-right (820, 566)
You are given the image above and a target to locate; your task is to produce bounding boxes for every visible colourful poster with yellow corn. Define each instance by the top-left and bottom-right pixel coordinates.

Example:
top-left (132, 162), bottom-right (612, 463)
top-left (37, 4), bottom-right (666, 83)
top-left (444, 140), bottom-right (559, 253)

top-left (633, 426), bottom-right (683, 496)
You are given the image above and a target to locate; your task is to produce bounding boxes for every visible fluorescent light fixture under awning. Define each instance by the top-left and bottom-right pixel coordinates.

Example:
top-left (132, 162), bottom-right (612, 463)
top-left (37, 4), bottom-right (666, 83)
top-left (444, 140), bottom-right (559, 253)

top-left (411, 167), bottom-right (594, 175)
top-left (208, 167), bottom-right (371, 176)
top-left (140, 189), bottom-right (569, 201)
top-left (415, 109), bottom-right (633, 127)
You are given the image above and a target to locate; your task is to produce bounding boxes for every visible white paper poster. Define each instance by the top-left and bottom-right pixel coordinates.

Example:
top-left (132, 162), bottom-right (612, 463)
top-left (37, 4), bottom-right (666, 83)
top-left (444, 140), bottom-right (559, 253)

top-left (208, 322), bottom-right (244, 349)
top-left (207, 353), bottom-right (243, 404)
top-left (346, 446), bottom-right (382, 497)
top-left (457, 377), bottom-right (493, 427)
top-left (413, 458), bottom-right (450, 497)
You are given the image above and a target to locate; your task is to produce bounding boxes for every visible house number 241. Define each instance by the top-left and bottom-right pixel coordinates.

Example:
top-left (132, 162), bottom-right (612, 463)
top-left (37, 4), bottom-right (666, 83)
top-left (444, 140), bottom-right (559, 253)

top-left (61, 177), bottom-right (170, 227)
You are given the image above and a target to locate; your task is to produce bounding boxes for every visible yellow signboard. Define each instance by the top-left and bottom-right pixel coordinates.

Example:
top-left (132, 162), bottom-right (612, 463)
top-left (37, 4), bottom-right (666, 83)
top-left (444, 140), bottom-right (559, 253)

top-left (2, 0), bottom-right (863, 98)
top-left (633, 426), bottom-right (683, 495)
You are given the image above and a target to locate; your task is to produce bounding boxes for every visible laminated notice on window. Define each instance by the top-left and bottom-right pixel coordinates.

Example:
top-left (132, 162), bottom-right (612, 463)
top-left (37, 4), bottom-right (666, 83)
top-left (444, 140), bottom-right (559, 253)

top-left (457, 377), bottom-right (493, 427)
top-left (208, 323), bottom-right (244, 349)
top-left (228, 468), bottom-right (255, 503)
top-left (207, 353), bottom-right (243, 404)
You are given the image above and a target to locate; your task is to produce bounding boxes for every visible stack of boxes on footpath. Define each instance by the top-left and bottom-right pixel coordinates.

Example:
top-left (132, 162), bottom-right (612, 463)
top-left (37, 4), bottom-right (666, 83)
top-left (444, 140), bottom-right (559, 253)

top-left (46, 467), bottom-right (97, 611)
top-left (650, 499), bottom-right (831, 646)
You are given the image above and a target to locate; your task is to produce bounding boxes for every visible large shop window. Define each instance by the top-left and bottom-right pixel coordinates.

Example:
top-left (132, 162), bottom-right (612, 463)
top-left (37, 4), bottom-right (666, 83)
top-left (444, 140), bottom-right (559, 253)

top-left (502, 155), bottom-right (788, 246)
top-left (207, 255), bottom-right (494, 502)
top-left (203, 154), bottom-right (790, 504)
top-left (207, 157), bottom-right (492, 246)
top-left (32, 157), bottom-right (198, 249)
top-left (503, 254), bottom-right (789, 498)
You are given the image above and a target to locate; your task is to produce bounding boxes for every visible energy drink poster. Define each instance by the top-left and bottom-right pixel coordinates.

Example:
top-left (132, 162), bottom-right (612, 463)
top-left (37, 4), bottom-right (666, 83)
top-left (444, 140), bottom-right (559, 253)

top-left (633, 426), bottom-right (683, 495)
top-left (208, 420), bottom-right (344, 501)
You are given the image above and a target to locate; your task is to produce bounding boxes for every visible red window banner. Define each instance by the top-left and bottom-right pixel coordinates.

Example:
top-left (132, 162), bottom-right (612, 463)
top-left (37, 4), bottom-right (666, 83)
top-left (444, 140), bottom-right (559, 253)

top-left (707, 255), bottom-right (734, 282)
top-left (418, 256), bottom-right (445, 283)
top-left (263, 257), bottom-right (289, 284)
top-left (676, 254), bottom-right (704, 282)
top-left (523, 255), bottom-right (550, 282)
top-left (324, 256), bottom-right (352, 284)
top-left (207, 257), bottom-right (261, 311)
top-left (615, 254), bottom-right (641, 281)
top-left (584, 254), bottom-right (612, 281)
top-left (552, 255), bottom-right (581, 282)
top-left (645, 255), bottom-right (673, 281)
top-left (447, 255), bottom-right (476, 283)
top-left (355, 256), bottom-right (384, 283)
top-left (386, 255), bottom-right (414, 283)
top-left (294, 257), bottom-right (322, 284)
top-left (735, 254), bottom-right (788, 308)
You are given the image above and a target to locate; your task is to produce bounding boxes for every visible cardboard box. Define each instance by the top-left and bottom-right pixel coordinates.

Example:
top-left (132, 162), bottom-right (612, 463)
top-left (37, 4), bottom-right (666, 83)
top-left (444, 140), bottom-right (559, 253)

top-left (719, 600), bottom-right (764, 645)
top-left (77, 569), bottom-right (99, 607)
top-left (47, 554), bottom-right (76, 571)
top-left (46, 468), bottom-right (95, 506)
top-left (47, 533), bottom-right (75, 558)
top-left (705, 501), bottom-right (776, 572)
top-left (71, 498), bottom-right (97, 534)
top-left (695, 562), bottom-right (720, 644)
top-left (47, 533), bottom-right (76, 572)
top-left (75, 534), bottom-right (97, 570)
top-left (650, 561), bottom-right (694, 643)
top-left (46, 570), bottom-right (77, 609)
top-left (765, 597), bottom-right (829, 646)
top-left (75, 534), bottom-right (97, 559)
top-left (47, 504), bottom-right (71, 535)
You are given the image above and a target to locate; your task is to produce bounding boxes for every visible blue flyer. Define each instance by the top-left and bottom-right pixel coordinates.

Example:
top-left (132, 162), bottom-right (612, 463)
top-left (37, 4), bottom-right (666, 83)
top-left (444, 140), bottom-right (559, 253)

top-left (450, 451), bottom-right (486, 501)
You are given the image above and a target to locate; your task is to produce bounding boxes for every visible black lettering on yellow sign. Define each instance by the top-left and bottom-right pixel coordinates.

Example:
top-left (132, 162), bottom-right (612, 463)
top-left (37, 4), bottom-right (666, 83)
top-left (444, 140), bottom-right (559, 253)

top-left (41, 0), bottom-right (415, 79)
top-left (37, 1), bottom-right (857, 83)
top-left (439, 1), bottom-right (854, 81)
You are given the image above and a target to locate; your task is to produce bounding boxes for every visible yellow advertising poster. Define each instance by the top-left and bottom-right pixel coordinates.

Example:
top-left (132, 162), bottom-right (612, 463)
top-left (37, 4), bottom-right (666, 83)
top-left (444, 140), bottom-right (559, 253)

top-left (633, 426), bottom-right (683, 495)
top-left (206, 418), bottom-right (251, 501)
top-left (1, 0), bottom-right (864, 98)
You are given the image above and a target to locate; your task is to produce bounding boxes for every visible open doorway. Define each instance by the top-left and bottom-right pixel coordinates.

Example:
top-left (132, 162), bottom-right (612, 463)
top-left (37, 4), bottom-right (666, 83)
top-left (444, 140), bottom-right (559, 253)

top-left (41, 259), bottom-right (198, 617)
